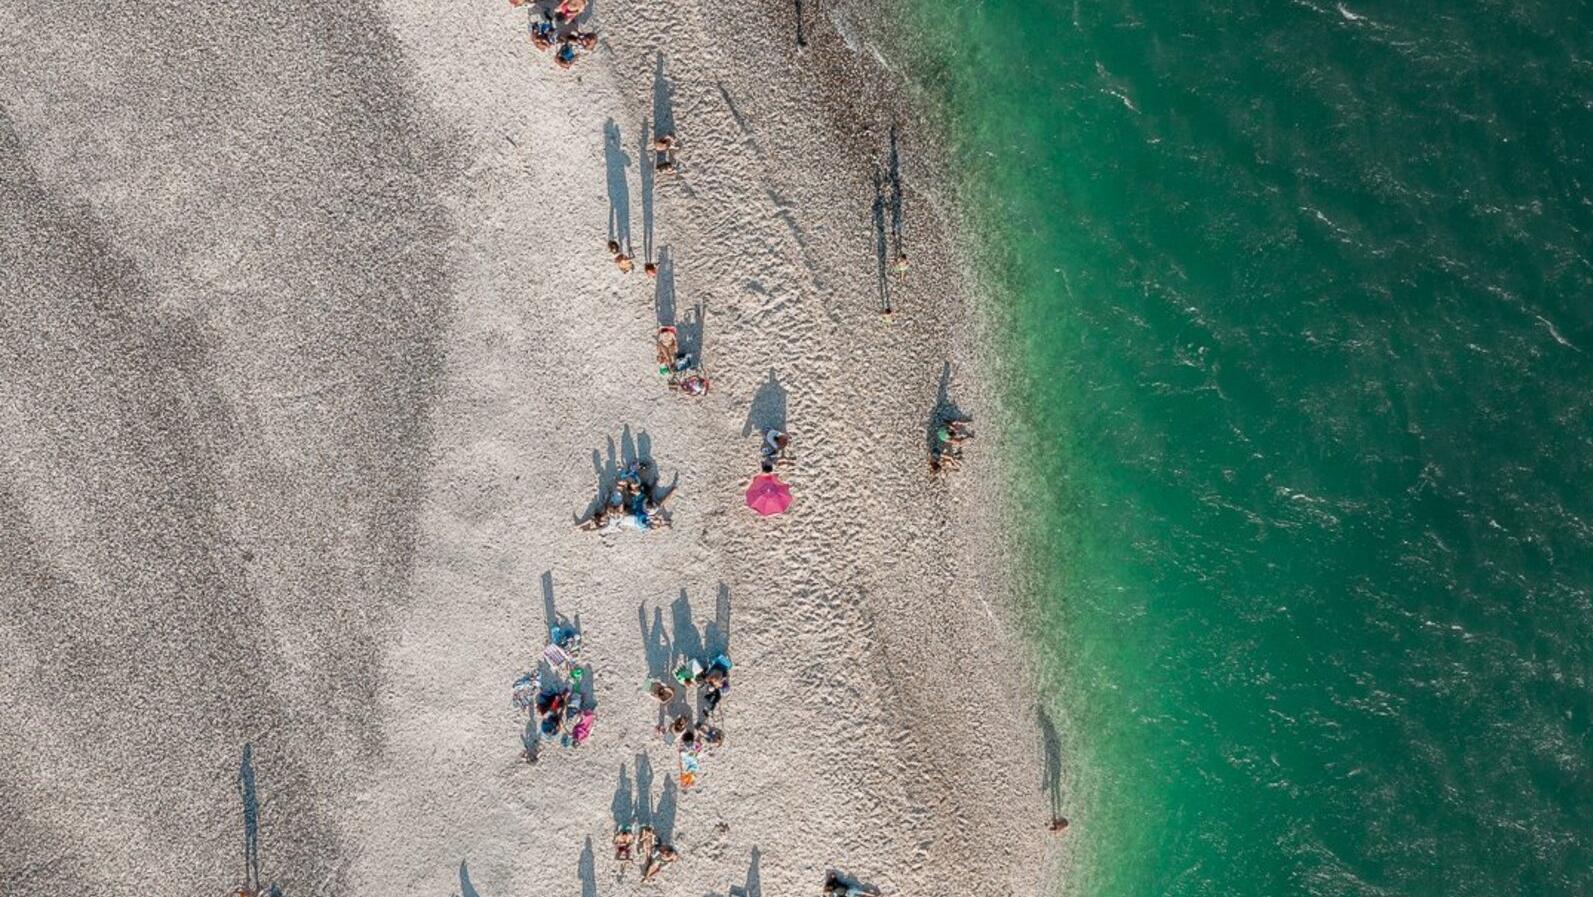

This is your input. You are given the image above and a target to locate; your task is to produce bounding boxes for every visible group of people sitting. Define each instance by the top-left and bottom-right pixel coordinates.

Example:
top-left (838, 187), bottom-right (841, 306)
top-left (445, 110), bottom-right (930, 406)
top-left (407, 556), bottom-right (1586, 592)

top-left (929, 415), bottom-right (975, 473)
top-left (513, 625), bottom-right (596, 758)
top-left (512, 0), bottom-right (600, 69)
top-left (656, 326), bottom-right (710, 396)
top-left (612, 823), bottom-right (679, 883)
top-left (647, 651), bottom-right (732, 789)
top-left (580, 459), bottom-right (673, 532)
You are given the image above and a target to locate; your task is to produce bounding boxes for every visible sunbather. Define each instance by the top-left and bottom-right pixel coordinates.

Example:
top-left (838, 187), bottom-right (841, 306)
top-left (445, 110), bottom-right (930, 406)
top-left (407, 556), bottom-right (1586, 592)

top-left (613, 826), bottom-right (635, 861)
top-left (824, 874), bottom-right (880, 897)
top-left (642, 845), bottom-right (678, 883)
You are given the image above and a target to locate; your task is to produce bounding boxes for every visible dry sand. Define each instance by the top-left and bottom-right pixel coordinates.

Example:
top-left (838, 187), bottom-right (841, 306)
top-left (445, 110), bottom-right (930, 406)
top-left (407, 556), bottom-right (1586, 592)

top-left (0, 2), bottom-right (1059, 895)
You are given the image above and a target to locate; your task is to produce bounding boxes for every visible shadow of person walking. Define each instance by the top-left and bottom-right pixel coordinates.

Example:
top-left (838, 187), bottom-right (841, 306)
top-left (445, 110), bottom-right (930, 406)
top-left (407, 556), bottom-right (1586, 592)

top-left (604, 118), bottom-right (632, 253)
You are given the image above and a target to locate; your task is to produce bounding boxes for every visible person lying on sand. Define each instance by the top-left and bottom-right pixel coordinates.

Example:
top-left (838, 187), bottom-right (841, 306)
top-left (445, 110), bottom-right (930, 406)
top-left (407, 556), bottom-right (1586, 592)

top-left (530, 17), bottom-right (555, 51)
top-left (554, 0), bottom-right (588, 20)
top-left (614, 826), bottom-right (635, 861)
top-left (696, 722), bottom-right (725, 748)
top-left (656, 327), bottom-right (679, 373)
top-left (701, 684), bottom-right (723, 717)
top-left (637, 825), bottom-right (657, 863)
top-left (824, 874), bottom-right (881, 897)
top-left (761, 428), bottom-right (790, 465)
top-left (938, 419), bottom-right (974, 443)
top-left (658, 713), bottom-right (690, 744)
top-left (641, 844), bottom-right (678, 883)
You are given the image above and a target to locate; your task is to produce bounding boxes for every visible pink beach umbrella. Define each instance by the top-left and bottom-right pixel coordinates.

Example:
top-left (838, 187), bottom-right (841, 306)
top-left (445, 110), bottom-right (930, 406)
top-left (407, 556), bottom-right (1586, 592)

top-left (745, 473), bottom-right (792, 516)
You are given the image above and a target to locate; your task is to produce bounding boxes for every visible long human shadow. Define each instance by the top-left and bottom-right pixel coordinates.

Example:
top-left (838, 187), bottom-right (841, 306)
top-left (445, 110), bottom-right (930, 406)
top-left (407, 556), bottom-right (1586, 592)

top-left (654, 774), bottom-right (679, 844)
top-left (603, 118), bottom-right (632, 253)
top-left (926, 361), bottom-right (970, 453)
top-left (1038, 704), bottom-right (1064, 819)
top-left (652, 53), bottom-right (676, 146)
top-left (670, 590), bottom-right (706, 670)
top-left (743, 370), bottom-right (789, 437)
top-left (871, 165), bottom-right (891, 313)
top-left (640, 116), bottom-right (656, 264)
top-left (635, 752), bottom-right (655, 828)
top-left (543, 570), bottom-right (579, 643)
top-left (729, 847), bottom-right (762, 897)
top-left (655, 247), bottom-right (677, 327)
top-left (887, 126), bottom-right (905, 256)
top-left (612, 762), bottom-right (634, 828)
top-left (576, 434), bottom-right (620, 525)
top-left (679, 301), bottom-right (705, 367)
top-left (638, 603), bottom-right (673, 681)
top-left (237, 744), bottom-right (262, 895)
top-left (579, 836), bottom-right (597, 897)
top-left (794, 0), bottom-right (807, 48)
top-left (707, 583), bottom-right (732, 658)
top-left (460, 860), bottom-right (482, 897)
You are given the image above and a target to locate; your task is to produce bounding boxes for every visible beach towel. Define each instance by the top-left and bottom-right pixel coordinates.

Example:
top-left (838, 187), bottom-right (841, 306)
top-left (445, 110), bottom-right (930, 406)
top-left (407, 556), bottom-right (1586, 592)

top-left (543, 643), bottom-right (572, 670)
top-left (571, 710), bottom-right (596, 745)
top-left (679, 750), bottom-right (701, 789)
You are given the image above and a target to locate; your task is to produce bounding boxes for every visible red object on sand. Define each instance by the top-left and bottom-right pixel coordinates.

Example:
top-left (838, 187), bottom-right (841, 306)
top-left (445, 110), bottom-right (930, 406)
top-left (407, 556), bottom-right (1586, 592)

top-left (745, 474), bottom-right (792, 516)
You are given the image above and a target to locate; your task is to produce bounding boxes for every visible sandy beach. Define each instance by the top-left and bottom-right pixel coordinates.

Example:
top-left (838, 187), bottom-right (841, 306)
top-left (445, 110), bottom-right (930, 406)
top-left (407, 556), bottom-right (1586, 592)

top-left (0, 2), bottom-right (1057, 896)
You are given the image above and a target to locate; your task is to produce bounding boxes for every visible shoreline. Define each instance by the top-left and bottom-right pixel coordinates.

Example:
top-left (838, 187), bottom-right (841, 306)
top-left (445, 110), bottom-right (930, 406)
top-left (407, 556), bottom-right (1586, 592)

top-left (0, 2), bottom-right (1058, 896)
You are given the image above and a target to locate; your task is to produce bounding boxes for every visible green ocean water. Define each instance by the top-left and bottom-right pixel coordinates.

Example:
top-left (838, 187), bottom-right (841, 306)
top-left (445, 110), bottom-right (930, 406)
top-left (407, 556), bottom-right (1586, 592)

top-left (898, 2), bottom-right (1593, 896)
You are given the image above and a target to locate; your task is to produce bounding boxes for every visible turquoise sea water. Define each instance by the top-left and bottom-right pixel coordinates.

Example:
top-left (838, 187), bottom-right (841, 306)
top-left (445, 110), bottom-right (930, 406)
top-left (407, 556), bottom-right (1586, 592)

top-left (900, 2), bottom-right (1593, 896)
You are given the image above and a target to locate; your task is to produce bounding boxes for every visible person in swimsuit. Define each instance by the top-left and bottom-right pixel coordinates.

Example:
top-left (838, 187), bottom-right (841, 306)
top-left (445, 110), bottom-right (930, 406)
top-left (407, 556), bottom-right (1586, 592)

top-left (613, 826), bottom-right (635, 861)
top-left (642, 844), bottom-right (678, 883)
